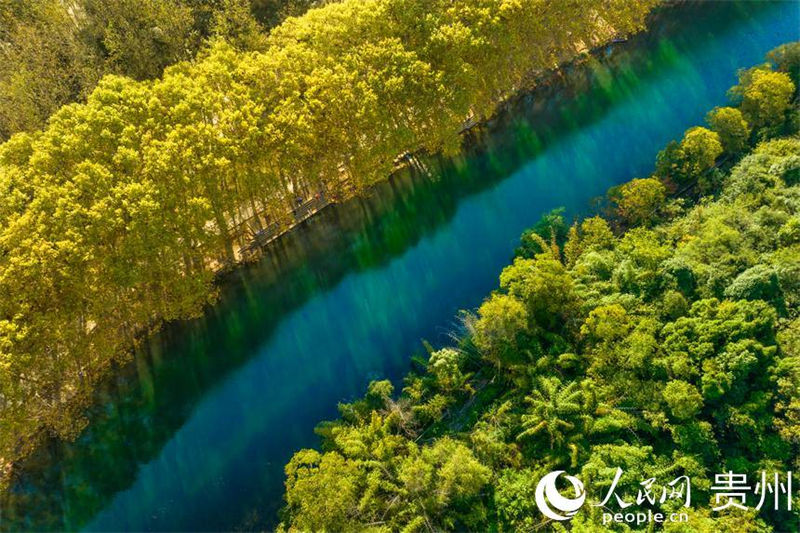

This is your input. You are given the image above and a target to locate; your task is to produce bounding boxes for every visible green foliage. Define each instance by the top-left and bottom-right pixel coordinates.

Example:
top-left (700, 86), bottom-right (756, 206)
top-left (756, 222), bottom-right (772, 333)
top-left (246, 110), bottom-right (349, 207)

top-left (731, 67), bottom-right (796, 135)
top-left (494, 467), bottom-right (547, 532)
top-left (283, 433), bottom-right (491, 532)
top-left (82, 0), bottom-right (197, 79)
top-left (516, 208), bottom-right (568, 258)
top-left (517, 376), bottom-right (587, 462)
top-left (283, 449), bottom-right (363, 531)
top-left (725, 264), bottom-right (785, 311)
top-left (681, 126), bottom-right (724, 177)
top-left (656, 126), bottom-right (723, 184)
top-left (427, 348), bottom-right (467, 392)
top-left (612, 177), bottom-right (667, 226)
top-left (774, 320), bottom-right (800, 465)
top-left (281, 50), bottom-right (800, 529)
top-left (580, 303), bottom-right (630, 343)
top-left (500, 255), bottom-right (577, 334)
top-left (473, 294), bottom-right (529, 370)
top-left (663, 380), bottom-right (703, 420)
top-left (580, 216), bottom-right (616, 249)
top-left (210, 0), bottom-right (270, 51)
top-left (0, 0), bottom-right (275, 140)
top-left (0, 0), bottom-right (659, 479)
top-left (766, 41), bottom-right (800, 89)
top-left (707, 106), bottom-right (751, 155)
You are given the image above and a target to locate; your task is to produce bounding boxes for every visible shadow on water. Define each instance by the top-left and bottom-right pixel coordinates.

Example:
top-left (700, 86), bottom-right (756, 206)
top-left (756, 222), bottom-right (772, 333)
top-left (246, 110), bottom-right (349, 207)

top-left (1, 1), bottom-right (797, 531)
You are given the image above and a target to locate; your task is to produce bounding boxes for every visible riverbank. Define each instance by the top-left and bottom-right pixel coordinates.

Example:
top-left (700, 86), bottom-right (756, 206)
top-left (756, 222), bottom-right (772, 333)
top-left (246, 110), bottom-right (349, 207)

top-left (0, 0), bottom-right (659, 490)
top-left (222, 23), bottom-right (661, 269)
top-left (3, 2), bottom-right (796, 530)
top-left (5, 0), bottom-right (665, 510)
top-left (279, 68), bottom-right (800, 530)
top-left (224, 27), bottom-right (657, 266)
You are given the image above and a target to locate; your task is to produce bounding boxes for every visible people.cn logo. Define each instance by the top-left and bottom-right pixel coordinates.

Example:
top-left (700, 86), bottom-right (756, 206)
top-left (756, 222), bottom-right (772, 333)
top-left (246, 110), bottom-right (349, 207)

top-left (535, 471), bottom-right (587, 521)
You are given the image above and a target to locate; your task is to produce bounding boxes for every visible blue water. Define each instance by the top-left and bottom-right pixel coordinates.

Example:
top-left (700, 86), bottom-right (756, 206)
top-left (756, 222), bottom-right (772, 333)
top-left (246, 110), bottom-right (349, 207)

top-left (2, 1), bottom-right (797, 531)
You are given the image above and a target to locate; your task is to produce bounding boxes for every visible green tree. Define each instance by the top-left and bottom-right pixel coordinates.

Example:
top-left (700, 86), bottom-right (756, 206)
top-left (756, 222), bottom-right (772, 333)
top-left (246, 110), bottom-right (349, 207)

top-left (613, 177), bottom-right (667, 226)
top-left (427, 348), bottom-right (467, 392)
top-left (656, 127), bottom-right (723, 182)
top-left (580, 216), bottom-right (615, 249)
top-left (81, 0), bottom-right (196, 80)
top-left (580, 304), bottom-right (631, 344)
top-left (280, 120), bottom-right (800, 532)
top-left (472, 294), bottom-right (529, 369)
top-left (663, 380), bottom-right (704, 420)
top-left (517, 377), bottom-right (586, 461)
top-left (0, 1), bottom-right (100, 139)
top-left (500, 255), bottom-right (577, 333)
top-left (283, 450), bottom-right (364, 531)
top-left (706, 106), bottom-right (751, 154)
top-left (211, 0), bottom-right (269, 51)
top-left (767, 41), bottom-right (800, 88)
top-left (680, 126), bottom-right (723, 176)
top-left (738, 68), bottom-right (795, 130)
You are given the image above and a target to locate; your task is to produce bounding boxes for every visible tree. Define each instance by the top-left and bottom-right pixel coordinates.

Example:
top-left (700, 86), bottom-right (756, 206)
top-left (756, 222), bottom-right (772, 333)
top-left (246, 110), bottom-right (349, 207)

top-left (580, 304), bottom-right (630, 344)
top-left (283, 450), bottom-right (364, 531)
top-left (656, 127), bottom-right (723, 183)
top-left (680, 126), bottom-right (723, 176)
top-left (662, 380), bottom-right (704, 420)
top-left (0, 1), bottom-right (100, 139)
top-left (427, 348), bottom-right (466, 392)
top-left (499, 255), bottom-right (577, 333)
top-left (494, 467), bottom-right (547, 532)
top-left (613, 177), bottom-right (666, 226)
top-left (738, 69), bottom-right (795, 130)
top-left (211, 0), bottom-right (269, 51)
top-left (775, 320), bottom-right (800, 463)
top-left (0, 0), bottom-right (661, 487)
top-left (516, 208), bottom-right (568, 258)
top-left (563, 224), bottom-right (583, 267)
top-left (81, 0), bottom-right (196, 80)
top-left (767, 41), bottom-right (800, 88)
top-left (580, 216), bottom-right (615, 249)
top-left (0, 0), bottom-right (296, 141)
top-left (279, 119), bottom-right (800, 532)
top-left (706, 106), bottom-right (751, 154)
top-left (655, 139), bottom-right (686, 182)
top-left (724, 264), bottom-right (784, 311)
top-left (397, 438), bottom-right (492, 530)
top-left (472, 294), bottom-right (529, 369)
top-left (517, 377), bottom-right (586, 459)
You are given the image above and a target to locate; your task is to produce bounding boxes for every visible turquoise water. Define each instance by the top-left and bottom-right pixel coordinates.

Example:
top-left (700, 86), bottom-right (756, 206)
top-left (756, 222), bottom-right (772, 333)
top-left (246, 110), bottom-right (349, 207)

top-left (2, 2), bottom-right (798, 531)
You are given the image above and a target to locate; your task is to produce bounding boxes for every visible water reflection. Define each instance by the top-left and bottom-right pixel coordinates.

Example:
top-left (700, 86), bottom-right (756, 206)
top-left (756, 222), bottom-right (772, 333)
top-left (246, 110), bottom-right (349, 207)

top-left (2, 1), bottom-right (797, 531)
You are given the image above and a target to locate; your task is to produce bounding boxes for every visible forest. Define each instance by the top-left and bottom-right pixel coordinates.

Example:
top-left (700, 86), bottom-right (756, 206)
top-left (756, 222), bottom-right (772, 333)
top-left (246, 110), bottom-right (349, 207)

top-left (0, 0), bottom-right (658, 483)
top-left (0, 0), bottom-right (323, 141)
top-left (279, 44), bottom-right (800, 532)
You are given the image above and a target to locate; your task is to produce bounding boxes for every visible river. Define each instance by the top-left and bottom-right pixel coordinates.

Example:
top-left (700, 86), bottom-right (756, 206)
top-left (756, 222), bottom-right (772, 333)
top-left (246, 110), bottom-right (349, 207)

top-left (2, 1), bottom-right (798, 531)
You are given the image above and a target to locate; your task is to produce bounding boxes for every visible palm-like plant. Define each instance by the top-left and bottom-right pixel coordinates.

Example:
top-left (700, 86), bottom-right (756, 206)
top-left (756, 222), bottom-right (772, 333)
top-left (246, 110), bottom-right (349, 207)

top-left (517, 376), bottom-right (586, 452)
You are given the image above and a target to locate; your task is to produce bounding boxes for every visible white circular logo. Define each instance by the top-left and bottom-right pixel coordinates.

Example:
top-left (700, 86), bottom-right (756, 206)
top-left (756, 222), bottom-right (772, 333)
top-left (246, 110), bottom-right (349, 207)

top-left (535, 470), bottom-right (586, 521)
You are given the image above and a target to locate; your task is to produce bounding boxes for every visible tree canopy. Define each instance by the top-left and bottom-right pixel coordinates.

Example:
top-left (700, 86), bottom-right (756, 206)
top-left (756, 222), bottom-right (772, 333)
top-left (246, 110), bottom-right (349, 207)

top-left (280, 47), bottom-right (800, 531)
top-left (0, 0), bottom-right (290, 141)
top-left (0, 0), bottom-right (658, 486)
